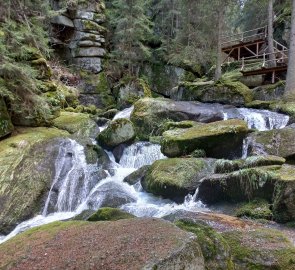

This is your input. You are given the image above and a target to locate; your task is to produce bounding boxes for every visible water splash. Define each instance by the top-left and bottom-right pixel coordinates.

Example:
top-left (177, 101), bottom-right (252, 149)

top-left (236, 108), bottom-right (289, 131)
top-left (43, 139), bottom-right (100, 214)
top-left (99, 106), bottom-right (134, 132)
top-left (119, 142), bottom-right (166, 168)
top-left (113, 106), bottom-right (134, 120)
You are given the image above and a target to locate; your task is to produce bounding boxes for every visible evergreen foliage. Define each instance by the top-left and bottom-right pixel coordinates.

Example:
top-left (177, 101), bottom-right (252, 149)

top-left (0, 0), bottom-right (53, 120)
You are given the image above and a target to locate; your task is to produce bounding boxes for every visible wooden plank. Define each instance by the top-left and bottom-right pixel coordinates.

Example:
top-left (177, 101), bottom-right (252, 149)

top-left (241, 65), bottom-right (287, 76)
top-left (222, 39), bottom-right (265, 52)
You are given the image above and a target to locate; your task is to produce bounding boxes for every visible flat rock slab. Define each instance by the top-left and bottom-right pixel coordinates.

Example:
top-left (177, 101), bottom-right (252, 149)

top-left (0, 218), bottom-right (205, 270)
top-left (161, 119), bottom-right (249, 158)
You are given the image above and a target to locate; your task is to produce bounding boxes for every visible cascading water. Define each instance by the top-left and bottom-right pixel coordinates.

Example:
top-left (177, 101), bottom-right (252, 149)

top-left (223, 107), bottom-right (290, 131)
top-left (1, 105), bottom-right (291, 244)
top-left (236, 108), bottom-right (289, 131)
top-left (0, 111), bottom-right (205, 244)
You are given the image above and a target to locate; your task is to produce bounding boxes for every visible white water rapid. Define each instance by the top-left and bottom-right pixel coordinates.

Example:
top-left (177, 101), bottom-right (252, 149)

top-left (0, 105), bottom-right (291, 244)
top-left (223, 107), bottom-right (289, 131)
top-left (0, 108), bottom-right (205, 244)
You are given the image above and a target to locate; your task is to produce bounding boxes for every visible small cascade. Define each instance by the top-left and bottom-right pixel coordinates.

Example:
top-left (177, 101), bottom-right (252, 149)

top-left (236, 108), bottom-right (289, 131)
top-left (113, 106), bottom-right (134, 120)
top-left (43, 139), bottom-right (99, 214)
top-left (99, 106), bottom-right (134, 132)
top-left (119, 142), bottom-right (166, 168)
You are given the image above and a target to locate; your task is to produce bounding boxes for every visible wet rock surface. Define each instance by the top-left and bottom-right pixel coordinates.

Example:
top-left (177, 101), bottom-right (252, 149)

top-left (0, 218), bottom-right (205, 270)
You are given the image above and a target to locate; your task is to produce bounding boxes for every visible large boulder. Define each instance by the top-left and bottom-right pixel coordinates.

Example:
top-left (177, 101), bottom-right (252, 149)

top-left (130, 98), bottom-right (225, 140)
top-left (176, 80), bottom-right (253, 106)
top-left (161, 119), bottom-right (249, 158)
top-left (141, 158), bottom-right (216, 201)
top-left (272, 165), bottom-right (295, 222)
top-left (52, 111), bottom-right (99, 138)
top-left (252, 81), bottom-right (285, 101)
top-left (198, 163), bottom-right (295, 222)
top-left (165, 211), bottom-right (295, 270)
top-left (0, 218), bottom-right (205, 270)
top-left (97, 118), bottom-right (136, 149)
top-left (245, 126), bottom-right (295, 159)
top-left (198, 166), bottom-right (278, 204)
top-left (0, 127), bottom-right (69, 234)
top-left (0, 97), bottom-right (13, 139)
top-left (214, 155), bottom-right (286, 174)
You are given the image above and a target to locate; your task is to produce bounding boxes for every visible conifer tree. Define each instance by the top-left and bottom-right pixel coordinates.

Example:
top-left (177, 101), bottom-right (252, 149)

top-left (107, 0), bottom-right (154, 76)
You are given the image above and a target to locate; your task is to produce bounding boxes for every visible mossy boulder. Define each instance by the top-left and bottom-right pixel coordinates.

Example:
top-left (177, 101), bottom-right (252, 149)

top-left (175, 220), bottom-right (233, 270)
top-left (167, 211), bottom-right (295, 270)
top-left (177, 80), bottom-right (253, 106)
top-left (272, 165), bottom-right (295, 222)
top-left (198, 166), bottom-right (278, 205)
top-left (97, 118), bottom-right (135, 149)
top-left (0, 97), bottom-right (13, 139)
top-left (0, 127), bottom-right (69, 234)
top-left (161, 119), bottom-right (249, 158)
top-left (235, 199), bottom-right (273, 220)
top-left (52, 111), bottom-right (98, 138)
top-left (215, 155), bottom-right (286, 174)
top-left (11, 95), bottom-right (58, 127)
top-left (130, 98), bottom-right (224, 140)
top-left (198, 163), bottom-right (295, 222)
top-left (270, 101), bottom-right (295, 122)
top-left (253, 81), bottom-right (285, 101)
top-left (141, 158), bottom-right (216, 201)
top-left (222, 228), bottom-right (295, 270)
top-left (246, 127), bottom-right (295, 160)
top-left (87, 207), bottom-right (135, 221)
top-left (0, 218), bottom-right (205, 270)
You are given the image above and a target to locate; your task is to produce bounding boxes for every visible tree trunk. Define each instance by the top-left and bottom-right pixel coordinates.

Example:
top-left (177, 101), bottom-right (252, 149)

top-left (268, 0), bottom-right (276, 68)
top-left (215, 8), bottom-right (224, 81)
top-left (285, 0), bottom-right (295, 100)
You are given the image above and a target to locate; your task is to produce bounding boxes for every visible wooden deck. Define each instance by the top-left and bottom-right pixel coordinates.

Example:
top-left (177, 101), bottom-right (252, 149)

top-left (221, 26), bottom-right (288, 83)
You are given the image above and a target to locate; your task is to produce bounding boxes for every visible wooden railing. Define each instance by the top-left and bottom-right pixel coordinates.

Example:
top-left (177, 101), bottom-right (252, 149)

top-left (240, 51), bottom-right (288, 71)
top-left (221, 26), bottom-right (267, 47)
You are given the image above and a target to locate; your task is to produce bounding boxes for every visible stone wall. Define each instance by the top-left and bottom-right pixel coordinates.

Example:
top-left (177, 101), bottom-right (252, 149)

top-left (50, 0), bottom-right (106, 74)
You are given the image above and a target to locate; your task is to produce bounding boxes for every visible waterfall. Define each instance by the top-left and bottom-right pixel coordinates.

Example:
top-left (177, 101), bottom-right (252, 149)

top-left (119, 142), bottom-right (166, 168)
top-left (43, 139), bottom-right (99, 215)
top-left (236, 108), bottom-right (289, 131)
top-left (113, 106), bottom-right (134, 120)
top-left (5, 104), bottom-right (290, 244)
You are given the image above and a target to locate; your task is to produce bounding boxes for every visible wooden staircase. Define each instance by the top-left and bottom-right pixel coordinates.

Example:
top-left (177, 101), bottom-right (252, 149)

top-left (221, 26), bottom-right (288, 83)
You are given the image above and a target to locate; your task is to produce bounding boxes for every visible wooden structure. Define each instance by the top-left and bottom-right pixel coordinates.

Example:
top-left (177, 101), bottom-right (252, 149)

top-left (221, 26), bottom-right (288, 83)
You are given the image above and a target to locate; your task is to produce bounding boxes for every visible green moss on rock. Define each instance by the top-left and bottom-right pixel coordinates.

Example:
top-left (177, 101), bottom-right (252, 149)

top-left (97, 118), bottom-right (135, 149)
top-left (176, 220), bottom-right (233, 270)
top-left (222, 228), bottom-right (295, 270)
top-left (235, 199), bottom-right (273, 220)
top-left (0, 127), bottom-right (69, 234)
top-left (161, 119), bottom-right (248, 158)
top-left (87, 207), bottom-right (135, 221)
top-left (142, 158), bottom-right (216, 201)
top-left (52, 111), bottom-right (98, 137)
top-left (178, 79), bottom-right (253, 106)
top-left (215, 155), bottom-right (286, 174)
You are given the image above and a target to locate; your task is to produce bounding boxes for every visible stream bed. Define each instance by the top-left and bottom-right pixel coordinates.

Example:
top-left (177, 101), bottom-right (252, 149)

top-left (0, 103), bottom-right (292, 244)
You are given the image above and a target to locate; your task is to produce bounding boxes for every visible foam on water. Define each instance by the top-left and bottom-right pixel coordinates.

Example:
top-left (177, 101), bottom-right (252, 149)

top-left (2, 105), bottom-right (289, 244)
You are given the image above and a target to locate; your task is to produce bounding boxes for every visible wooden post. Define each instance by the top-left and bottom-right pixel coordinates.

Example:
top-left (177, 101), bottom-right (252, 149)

top-left (272, 71), bottom-right (275, 84)
top-left (241, 57), bottom-right (245, 71)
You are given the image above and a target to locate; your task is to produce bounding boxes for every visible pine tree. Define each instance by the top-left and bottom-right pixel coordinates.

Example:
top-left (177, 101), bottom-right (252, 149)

top-left (107, 0), bottom-right (154, 77)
